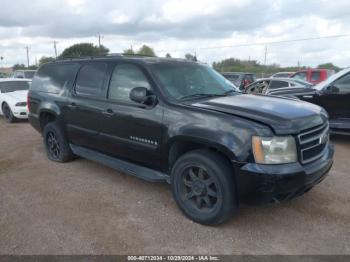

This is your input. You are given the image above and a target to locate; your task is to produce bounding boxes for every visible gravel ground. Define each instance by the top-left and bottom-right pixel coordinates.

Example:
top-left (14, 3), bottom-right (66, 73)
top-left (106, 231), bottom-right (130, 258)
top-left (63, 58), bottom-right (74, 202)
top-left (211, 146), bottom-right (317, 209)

top-left (0, 119), bottom-right (349, 255)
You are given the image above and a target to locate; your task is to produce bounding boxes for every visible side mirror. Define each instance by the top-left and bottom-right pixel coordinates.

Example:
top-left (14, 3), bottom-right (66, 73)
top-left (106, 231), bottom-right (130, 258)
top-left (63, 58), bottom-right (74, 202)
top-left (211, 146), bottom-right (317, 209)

top-left (326, 85), bottom-right (339, 93)
top-left (129, 87), bottom-right (156, 106)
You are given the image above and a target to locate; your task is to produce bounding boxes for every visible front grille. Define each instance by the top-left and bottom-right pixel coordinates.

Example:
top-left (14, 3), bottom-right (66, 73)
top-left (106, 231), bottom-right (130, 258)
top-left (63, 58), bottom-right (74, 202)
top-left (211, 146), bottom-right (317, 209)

top-left (298, 122), bottom-right (329, 164)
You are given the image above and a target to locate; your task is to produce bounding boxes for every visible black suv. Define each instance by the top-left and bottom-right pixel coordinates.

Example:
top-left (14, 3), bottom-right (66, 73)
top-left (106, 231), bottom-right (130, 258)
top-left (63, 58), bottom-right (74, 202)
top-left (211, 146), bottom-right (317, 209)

top-left (28, 56), bottom-right (334, 225)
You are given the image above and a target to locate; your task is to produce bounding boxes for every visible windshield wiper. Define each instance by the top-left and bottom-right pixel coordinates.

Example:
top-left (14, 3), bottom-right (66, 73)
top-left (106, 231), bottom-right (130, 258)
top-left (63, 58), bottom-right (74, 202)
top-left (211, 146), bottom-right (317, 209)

top-left (179, 93), bottom-right (227, 101)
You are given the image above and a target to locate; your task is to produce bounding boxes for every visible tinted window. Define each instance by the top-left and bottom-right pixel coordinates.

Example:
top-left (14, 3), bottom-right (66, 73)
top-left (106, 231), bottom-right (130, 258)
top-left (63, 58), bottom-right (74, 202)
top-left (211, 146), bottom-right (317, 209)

top-left (75, 63), bottom-right (107, 97)
top-left (269, 80), bottom-right (288, 89)
top-left (31, 63), bottom-right (79, 94)
top-left (108, 64), bottom-right (151, 102)
top-left (333, 73), bottom-right (350, 94)
top-left (0, 81), bottom-right (30, 93)
top-left (292, 72), bottom-right (307, 81)
top-left (311, 71), bottom-right (321, 81)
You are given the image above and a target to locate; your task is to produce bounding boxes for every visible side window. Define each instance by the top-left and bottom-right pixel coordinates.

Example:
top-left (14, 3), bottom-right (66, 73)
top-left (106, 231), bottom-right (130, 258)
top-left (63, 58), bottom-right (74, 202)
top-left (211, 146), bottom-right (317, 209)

top-left (31, 63), bottom-right (79, 93)
top-left (108, 64), bottom-right (151, 103)
top-left (311, 71), bottom-right (321, 82)
top-left (293, 72), bottom-right (307, 81)
top-left (269, 80), bottom-right (288, 89)
top-left (333, 73), bottom-right (350, 94)
top-left (75, 63), bottom-right (107, 97)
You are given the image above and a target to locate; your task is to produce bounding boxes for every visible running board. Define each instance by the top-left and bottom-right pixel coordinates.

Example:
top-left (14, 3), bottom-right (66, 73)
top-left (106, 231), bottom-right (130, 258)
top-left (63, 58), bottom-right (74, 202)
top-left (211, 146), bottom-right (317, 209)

top-left (70, 144), bottom-right (169, 183)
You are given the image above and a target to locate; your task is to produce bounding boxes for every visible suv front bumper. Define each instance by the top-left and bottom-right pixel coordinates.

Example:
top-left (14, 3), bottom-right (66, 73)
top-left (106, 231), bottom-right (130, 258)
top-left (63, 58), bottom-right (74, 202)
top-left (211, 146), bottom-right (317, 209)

top-left (237, 143), bottom-right (334, 204)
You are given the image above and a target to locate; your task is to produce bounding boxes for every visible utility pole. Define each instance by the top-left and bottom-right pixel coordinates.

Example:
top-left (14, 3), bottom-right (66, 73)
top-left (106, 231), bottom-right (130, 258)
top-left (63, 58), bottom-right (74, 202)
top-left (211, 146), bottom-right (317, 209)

top-left (264, 46), bottom-right (268, 66)
top-left (53, 40), bottom-right (58, 58)
top-left (97, 33), bottom-right (104, 48)
top-left (25, 46), bottom-right (30, 68)
top-left (263, 46), bottom-right (268, 78)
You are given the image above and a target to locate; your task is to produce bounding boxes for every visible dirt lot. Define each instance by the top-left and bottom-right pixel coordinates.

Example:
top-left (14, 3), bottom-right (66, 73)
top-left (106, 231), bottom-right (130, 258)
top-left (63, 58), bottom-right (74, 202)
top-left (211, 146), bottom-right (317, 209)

top-left (0, 119), bottom-right (349, 255)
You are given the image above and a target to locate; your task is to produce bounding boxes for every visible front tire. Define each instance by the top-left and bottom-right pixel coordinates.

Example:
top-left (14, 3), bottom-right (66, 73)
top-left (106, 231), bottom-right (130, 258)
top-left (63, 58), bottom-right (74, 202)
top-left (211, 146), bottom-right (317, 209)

top-left (171, 150), bottom-right (238, 225)
top-left (43, 121), bottom-right (75, 162)
top-left (2, 103), bottom-right (15, 123)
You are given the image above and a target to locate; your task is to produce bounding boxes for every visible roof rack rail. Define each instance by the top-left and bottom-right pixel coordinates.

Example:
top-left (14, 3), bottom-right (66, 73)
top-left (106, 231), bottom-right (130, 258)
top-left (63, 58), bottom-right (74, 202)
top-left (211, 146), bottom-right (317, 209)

top-left (56, 53), bottom-right (157, 61)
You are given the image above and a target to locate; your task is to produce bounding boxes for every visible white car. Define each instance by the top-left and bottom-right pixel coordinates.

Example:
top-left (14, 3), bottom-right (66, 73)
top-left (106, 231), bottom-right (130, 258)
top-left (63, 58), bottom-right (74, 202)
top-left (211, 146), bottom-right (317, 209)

top-left (0, 78), bottom-right (31, 123)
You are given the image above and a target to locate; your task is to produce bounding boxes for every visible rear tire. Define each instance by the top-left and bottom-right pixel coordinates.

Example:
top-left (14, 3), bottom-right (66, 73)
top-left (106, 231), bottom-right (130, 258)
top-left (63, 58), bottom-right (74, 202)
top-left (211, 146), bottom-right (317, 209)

top-left (171, 149), bottom-right (238, 225)
top-left (43, 121), bottom-right (75, 162)
top-left (2, 103), bottom-right (15, 123)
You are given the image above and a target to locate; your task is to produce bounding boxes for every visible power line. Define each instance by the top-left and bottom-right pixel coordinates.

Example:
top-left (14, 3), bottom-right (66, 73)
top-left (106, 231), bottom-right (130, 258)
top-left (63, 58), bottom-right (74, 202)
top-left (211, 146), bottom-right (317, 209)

top-left (157, 33), bottom-right (350, 53)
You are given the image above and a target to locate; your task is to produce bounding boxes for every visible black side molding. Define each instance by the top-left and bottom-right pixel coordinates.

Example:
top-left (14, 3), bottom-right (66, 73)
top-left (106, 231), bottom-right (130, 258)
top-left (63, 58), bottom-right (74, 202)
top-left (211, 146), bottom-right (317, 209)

top-left (70, 144), bottom-right (170, 183)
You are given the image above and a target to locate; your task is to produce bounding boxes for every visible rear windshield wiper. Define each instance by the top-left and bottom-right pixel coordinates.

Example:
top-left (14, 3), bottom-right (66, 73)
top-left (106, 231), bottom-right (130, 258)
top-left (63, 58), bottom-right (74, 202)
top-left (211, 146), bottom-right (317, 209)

top-left (179, 93), bottom-right (227, 101)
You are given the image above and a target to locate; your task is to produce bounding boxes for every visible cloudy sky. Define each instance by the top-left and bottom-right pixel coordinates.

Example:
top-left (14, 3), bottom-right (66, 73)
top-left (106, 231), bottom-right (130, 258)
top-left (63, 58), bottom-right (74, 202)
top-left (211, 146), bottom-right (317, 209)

top-left (0, 0), bottom-right (350, 68)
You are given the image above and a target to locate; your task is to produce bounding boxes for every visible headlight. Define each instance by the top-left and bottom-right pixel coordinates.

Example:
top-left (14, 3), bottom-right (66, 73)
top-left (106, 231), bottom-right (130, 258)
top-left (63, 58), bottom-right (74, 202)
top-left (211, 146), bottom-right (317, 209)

top-left (252, 136), bottom-right (297, 164)
top-left (15, 102), bottom-right (27, 107)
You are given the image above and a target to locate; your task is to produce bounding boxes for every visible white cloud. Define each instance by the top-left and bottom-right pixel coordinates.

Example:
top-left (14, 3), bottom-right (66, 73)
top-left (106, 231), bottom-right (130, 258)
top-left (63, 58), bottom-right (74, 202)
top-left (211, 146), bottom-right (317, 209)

top-left (0, 0), bottom-right (349, 67)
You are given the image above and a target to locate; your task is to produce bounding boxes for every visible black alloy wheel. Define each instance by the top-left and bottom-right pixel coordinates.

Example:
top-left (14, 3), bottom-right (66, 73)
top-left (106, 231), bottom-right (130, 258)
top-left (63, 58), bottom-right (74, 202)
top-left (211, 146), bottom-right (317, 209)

top-left (181, 166), bottom-right (219, 212)
top-left (46, 131), bottom-right (61, 160)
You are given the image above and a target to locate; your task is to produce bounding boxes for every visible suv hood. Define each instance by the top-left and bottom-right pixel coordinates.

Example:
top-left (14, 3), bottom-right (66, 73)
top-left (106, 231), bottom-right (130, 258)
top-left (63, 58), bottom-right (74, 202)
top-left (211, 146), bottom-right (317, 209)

top-left (192, 94), bottom-right (327, 135)
top-left (3, 90), bottom-right (28, 102)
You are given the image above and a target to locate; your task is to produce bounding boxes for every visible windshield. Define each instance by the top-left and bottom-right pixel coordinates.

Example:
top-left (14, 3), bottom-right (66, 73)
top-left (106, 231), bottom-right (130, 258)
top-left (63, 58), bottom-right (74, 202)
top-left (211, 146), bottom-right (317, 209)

top-left (152, 63), bottom-right (238, 100)
top-left (24, 71), bottom-right (36, 79)
top-left (314, 68), bottom-right (350, 91)
top-left (0, 81), bottom-right (30, 93)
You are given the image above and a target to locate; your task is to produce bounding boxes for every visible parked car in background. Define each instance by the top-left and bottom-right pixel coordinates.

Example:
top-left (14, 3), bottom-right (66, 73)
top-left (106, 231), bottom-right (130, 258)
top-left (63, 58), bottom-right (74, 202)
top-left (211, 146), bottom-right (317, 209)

top-left (12, 70), bottom-right (36, 79)
top-left (271, 72), bottom-right (295, 78)
top-left (245, 78), bottom-right (312, 94)
top-left (221, 72), bottom-right (256, 91)
top-left (290, 69), bottom-right (334, 84)
top-left (0, 72), bottom-right (9, 78)
top-left (0, 79), bottom-right (31, 123)
top-left (268, 68), bottom-right (350, 135)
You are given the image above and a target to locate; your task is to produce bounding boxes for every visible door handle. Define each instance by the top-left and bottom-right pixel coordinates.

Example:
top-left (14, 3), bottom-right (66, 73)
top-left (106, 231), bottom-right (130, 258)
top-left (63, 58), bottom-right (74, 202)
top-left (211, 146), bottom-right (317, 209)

top-left (302, 95), bottom-right (313, 99)
top-left (67, 103), bottom-right (77, 110)
top-left (102, 109), bottom-right (115, 117)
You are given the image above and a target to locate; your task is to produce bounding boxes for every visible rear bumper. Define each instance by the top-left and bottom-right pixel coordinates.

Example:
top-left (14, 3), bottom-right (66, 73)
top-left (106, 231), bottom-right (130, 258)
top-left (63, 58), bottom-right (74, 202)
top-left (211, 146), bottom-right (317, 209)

top-left (237, 143), bottom-right (334, 204)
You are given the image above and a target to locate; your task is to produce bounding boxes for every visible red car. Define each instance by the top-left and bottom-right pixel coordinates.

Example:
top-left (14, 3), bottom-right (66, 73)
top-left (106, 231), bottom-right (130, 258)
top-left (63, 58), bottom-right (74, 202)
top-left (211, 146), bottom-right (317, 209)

top-left (290, 69), bottom-right (335, 84)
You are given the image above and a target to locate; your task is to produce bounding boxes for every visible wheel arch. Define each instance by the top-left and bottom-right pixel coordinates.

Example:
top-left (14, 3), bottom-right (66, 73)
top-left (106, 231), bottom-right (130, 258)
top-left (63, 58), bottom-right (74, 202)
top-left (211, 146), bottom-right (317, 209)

top-left (167, 136), bottom-right (238, 172)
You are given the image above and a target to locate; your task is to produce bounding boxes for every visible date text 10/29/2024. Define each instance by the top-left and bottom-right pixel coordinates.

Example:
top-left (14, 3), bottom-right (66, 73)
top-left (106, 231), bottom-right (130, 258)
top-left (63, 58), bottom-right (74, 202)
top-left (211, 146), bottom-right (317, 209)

top-left (127, 256), bottom-right (220, 261)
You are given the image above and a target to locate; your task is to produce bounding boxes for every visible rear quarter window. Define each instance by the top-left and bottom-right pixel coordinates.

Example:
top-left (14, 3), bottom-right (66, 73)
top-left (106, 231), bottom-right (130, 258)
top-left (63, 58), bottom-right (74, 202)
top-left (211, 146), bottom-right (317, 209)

top-left (31, 63), bottom-right (79, 94)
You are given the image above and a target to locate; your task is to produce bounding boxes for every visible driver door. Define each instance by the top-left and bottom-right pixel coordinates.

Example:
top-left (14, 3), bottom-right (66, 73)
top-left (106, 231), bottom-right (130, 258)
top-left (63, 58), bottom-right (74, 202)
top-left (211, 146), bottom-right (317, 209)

top-left (98, 62), bottom-right (164, 169)
top-left (318, 72), bottom-right (350, 120)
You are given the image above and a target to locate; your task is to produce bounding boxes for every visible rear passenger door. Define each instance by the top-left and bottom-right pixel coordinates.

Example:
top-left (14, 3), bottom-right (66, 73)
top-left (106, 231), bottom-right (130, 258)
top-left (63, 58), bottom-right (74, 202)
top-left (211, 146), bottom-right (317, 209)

top-left (64, 62), bottom-right (108, 150)
top-left (98, 62), bottom-right (164, 169)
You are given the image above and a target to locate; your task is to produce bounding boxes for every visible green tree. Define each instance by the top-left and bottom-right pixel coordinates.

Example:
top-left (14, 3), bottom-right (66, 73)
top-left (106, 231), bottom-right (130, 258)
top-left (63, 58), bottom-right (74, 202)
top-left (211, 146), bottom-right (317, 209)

top-left (39, 56), bottom-right (55, 66)
top-left (60, 43), bottom-right (109, 58)
top-left (13, 64), bottom-right (26, 70)
top-left (137, 45), bottom-right (156, 56)
top-left (317, 63), bottom-right (341, 72)
top-left (123, 48), bottom-right (135, 55)
top-left (165, 53), bottom-right (172, 58)
top-left (185, 53), bottom-right (197, 61)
